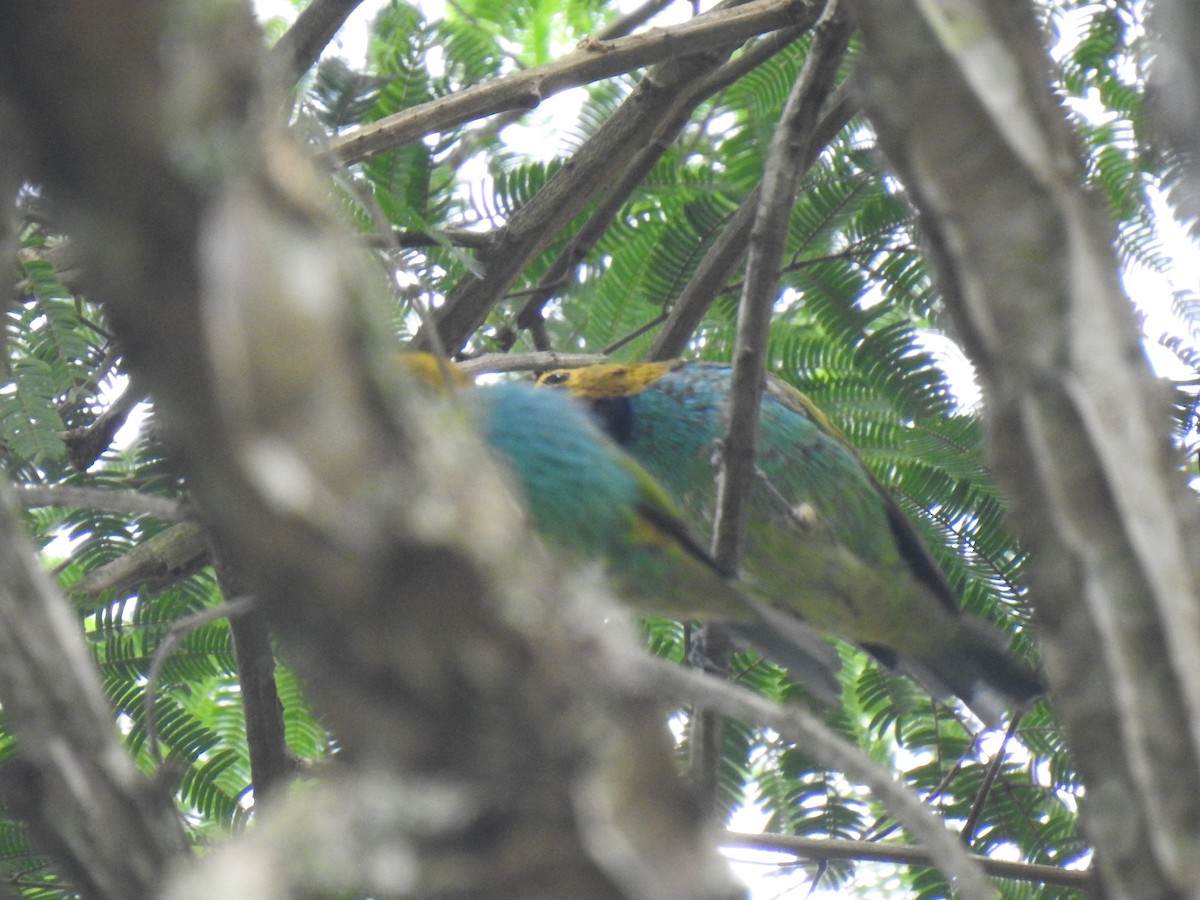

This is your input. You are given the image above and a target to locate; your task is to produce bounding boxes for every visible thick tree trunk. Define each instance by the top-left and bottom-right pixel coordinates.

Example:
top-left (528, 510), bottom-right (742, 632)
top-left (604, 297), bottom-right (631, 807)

top-left (0, 3), bottom-right (743, 897)
top-left (847, 1), bottom-right (1200, 897)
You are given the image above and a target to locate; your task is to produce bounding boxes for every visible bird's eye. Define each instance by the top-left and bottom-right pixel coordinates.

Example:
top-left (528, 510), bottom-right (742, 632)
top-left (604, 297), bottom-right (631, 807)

top-left (540, 371), bottom-right (570, 385)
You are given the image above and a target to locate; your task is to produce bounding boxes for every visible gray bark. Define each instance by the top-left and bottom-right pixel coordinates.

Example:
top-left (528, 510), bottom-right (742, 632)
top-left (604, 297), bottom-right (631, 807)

top-left (0, 2), bottom-right (743, 897)
top-left (846, 1), bottom-right (1200, 896)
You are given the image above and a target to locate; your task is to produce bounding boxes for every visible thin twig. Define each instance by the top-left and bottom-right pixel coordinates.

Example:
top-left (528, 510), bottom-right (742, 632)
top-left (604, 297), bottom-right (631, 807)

top-left (320, 153), bottom-right (452, 366)
top-left (712, 0), bottom-right (851, 571)
top-left (502, 278), bottom-right (571, 300)
top-left (863, 731), bottom-right (984, 843)
top-left (602, 312), bottom-right (670, 355)
top-left (723, 831), bottom-right (1091, 889)
top-left (456, 351), bottom-right (607, 376)
top-left (961, 714), bottom-right (1023, 845)
top-left (16, 485), bottom-right (184, 520)
top-left (145, 596), bottom-right (256, 764)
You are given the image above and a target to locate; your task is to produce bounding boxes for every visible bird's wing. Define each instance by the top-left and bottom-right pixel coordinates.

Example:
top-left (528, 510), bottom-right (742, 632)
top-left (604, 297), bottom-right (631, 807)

top-left (764, 372), bottom-right (964, 616)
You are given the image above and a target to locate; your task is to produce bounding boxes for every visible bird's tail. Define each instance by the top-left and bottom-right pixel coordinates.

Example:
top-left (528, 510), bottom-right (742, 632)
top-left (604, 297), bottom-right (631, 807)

top-left (872, 620), bottom-right (1043, 729)
top-left (723, 595), bottom-right (844, 705)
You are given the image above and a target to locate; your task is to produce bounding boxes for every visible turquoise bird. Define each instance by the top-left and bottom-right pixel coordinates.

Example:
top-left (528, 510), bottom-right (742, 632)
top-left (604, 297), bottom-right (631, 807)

top-left (399, 358), bottom-right (842, 699)
top-left (537, 360), bottom-right (1042, 724)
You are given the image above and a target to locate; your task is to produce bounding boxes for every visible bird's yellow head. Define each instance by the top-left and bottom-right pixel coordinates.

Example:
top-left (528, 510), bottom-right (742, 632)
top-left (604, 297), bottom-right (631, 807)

top-left (536, 361), bottom-right (677, 398)
top-left (397, 352), bottom-right (471, 391)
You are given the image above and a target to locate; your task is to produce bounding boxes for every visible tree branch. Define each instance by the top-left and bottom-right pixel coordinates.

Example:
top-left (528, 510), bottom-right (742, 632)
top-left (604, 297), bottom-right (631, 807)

top-left (513, 22), bottom-right (817, 343)
top-left (209, 539), bottom-right (293, 804)
top-left (712, 0), bottom-right (851, 571)
top-left (17, 484), bottom-right (184, 520)
top-left (0, 481), bottom-right (188, 898)
top-left (333, 0), bottom-right (822, 165)
top-left (415, 0), bottom-right (826, 355)
top-left (722, 832), bottom-right (1092, 890)
top-left (627, 655), bottom-right (996, 900)
top-left (269, 0), bottom-right (366, 86)
top-left (456, 350), bottom-right (607, 376)
top-left (365, 227), bottom-right (495, 251)
top-left (0, 3), bottom-right (746, 896)
top-left (678, 0), bottom-right (851, 820)
top-left (1149, 1), bottom-right (1200, 229)
top-left (63, 378), bottom-right (145, 471)
top-left (68, 521), bottom-right (210, 598)
top-left (691, 10), bottom-right (851, 815)
top-left (417, 57), bottom-right (726, 352)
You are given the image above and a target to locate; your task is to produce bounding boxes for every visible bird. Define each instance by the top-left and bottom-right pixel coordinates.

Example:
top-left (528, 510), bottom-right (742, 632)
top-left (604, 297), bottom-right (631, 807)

top-left (397, 355), bottom-right (843, 699)
top-left (537, 360), bottom-right (1043, 725)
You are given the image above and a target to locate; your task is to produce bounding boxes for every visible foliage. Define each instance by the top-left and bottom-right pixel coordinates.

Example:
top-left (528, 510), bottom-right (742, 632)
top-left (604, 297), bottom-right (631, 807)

top-left (3, 0), bottom-right (1192, 896)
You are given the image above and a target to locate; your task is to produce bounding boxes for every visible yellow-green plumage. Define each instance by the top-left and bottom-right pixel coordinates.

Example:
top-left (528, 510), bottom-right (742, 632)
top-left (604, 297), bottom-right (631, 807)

top-left (538, 360), bottom-right (1042, 724)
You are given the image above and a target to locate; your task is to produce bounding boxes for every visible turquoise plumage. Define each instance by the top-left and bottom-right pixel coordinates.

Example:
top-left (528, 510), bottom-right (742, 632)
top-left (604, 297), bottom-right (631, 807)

top-left (464, 381), bottom-right (735, 615)
top-left (400, 361), bottom-right (841, 699)
top-left (538, 360), bottom-right (1042, 724)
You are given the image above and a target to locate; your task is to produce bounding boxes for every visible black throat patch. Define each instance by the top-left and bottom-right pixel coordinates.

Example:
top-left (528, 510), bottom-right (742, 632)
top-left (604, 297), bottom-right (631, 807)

top-left (590, 395), bottom-right (634, 445)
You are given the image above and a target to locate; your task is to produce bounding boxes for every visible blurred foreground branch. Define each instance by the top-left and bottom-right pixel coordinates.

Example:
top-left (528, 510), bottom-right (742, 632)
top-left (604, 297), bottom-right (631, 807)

top-left (0, 2), bottom-right (745, 897)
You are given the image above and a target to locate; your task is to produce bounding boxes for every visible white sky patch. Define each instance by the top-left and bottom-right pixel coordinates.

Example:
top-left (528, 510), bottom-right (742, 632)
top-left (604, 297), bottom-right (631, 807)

top-left (916, 330), bottom-right (982, 411)
top-left (42, 527), bottom-right (85, 563)
top-left (499, 87), bottom-right (590, 160)
top-left (1124, 187), bottom-right (1200, 380)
